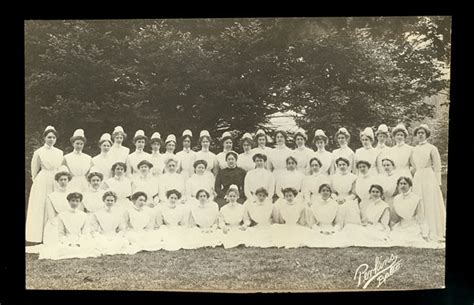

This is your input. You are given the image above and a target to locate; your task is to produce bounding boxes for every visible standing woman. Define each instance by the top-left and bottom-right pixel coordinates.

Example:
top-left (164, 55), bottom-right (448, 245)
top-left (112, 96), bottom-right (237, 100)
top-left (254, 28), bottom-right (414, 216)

top-left (214, 151), bottom-right (247, 207)
top-left (109, 126), bottom-right (130, 165)
top-left (237, 133), bottom-right (255, 172)
top-left (216, 131), bottom-right (234, 170)
top-left (159, 157), bottom-right (186, 203)
top-left (92, 133), bottom-right (114, 180)
top-left (162, 134), bottom-right (181, 171)
top-left (63, 129), bottom-right (92, 192)
top-left (274, 156), bottom-right (305, 201)
top-left (103, 162), bottom-right (133, 210)
top-left (332, 127), bottom-right (355, 172)
top-left (186, 160), bottom-right (216, 203)
top-left (126, 130), bottom-right (151, 177)
top-left (195, 130), bottom-right (219, 176)
top-left (312, 129), bottom-right (334, 175)
top-left (149, 132), bottom-right (165, 178)
top-left (410, 124), bottom-right (446, 242)
top-left (244, 153), bottom-right (275, 201)
top-left (301, 157), bottom-right (331, 204)
top-left (250, 129), bottom-right (272, 170)
top-left (374, 124), bottom-right (391, 174)
top-left (353, 127), bottom-right (378, 176)
top-left (26, 126), bottom-right (64, 244)
top-left (389, 123), bottom-right (414, 178)
top-left (268, 130), bottom-right (293, 180)
top-left (292, 128), bottom-right (314, 175)
top-left (176, 129), bottom-right (197, 180)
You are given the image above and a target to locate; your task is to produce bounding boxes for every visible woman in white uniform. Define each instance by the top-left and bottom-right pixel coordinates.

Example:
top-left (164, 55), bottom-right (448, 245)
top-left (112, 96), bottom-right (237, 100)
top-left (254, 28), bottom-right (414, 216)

top-left (92, 133), bottom-right (114, 180)
top-left (242, 187), bottom-right (275, 248)
top-left (332, 127), bottom-right (355, 172)
top-left (301, 157), bottom-right (331, 205)
top-left (268, 130), bottom-right (293, 180)
top-left (353, 160), bottom-right (379, 219)
top-left (374, 124), bottom-right (392, 174)
top-left (292, 128), bottom-right (314, 175)
top-left (312, 129), bottom-right (334, 175)
top-left (186, 189), bottom-right (221, 248)
top-left (149, 132), bottom-right (165, 178)
top-left (81, 168), bottom-right (106, 214)
top-left (26, 126), bottom-right (64, 244)
top-left (186, 160), bottom-right (216, 203)
top-left (353, 127), bottom-right (378, 176)
top-left (109, 126), bottom-right (130, 165)
top-left (275, 156), bottom-right (305, 200)
top-left (63, 129), bottom-right (92, 192)
top-left (159, 157), bottom-right (186, 203)
top-left (131, 160), bottom-right (160, 207)
top-left (218, 185), bottom-right (247, 248)
top-left (237, 133), bottom-right (255, 172)
top-left (195, 130), bottom-right (218, 176)
top-left (377, 158), bottom-right (401, 225)
top-left (103, 162), bottom-right (133, 211)
top-left (250, 129), bottom-right (272, 170)
top-left (162, 134), bottom-right (181, 171)
top-left (244, 153), bottom-right (275, 201)
top-left (126, 130), bottom-right (151, 177)
top-left (388, 123), bottom-right (414, 178)
top-left (216, 131), bottom-right (234, 171)
top-left (176, 129), bottom-right (197, 179)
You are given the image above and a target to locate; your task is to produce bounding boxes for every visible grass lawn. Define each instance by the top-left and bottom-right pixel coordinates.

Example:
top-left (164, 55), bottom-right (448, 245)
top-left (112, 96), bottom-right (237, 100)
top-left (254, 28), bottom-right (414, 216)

top-left (26, 246), bottom-right (445, 292)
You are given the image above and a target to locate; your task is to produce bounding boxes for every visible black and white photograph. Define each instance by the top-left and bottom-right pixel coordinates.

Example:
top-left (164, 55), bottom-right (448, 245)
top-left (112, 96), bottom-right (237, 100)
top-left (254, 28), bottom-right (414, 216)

top-left (24, 17), bottom-right (450, 292)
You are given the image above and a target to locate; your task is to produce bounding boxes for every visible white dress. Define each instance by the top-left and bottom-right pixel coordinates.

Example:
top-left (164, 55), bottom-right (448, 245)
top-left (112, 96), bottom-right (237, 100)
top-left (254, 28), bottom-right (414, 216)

top-left (176, 149), bottom-right (197, 179)
top-left (219, 202), bottom-right (246, 248)
top-left (353, 173), bottom-right (378, 218)
top-left (104, 176), bottom-right (133, 210)
top-left (275, 170), bottom-right (305, 199)
top-left (332, 145), bottom-right (355, 173)
top-left (388, 143), bottom-right (414, 178)
top-left (244, 168), bottom-right (276, 200)
top-left (301, 173), bottom-right (331, 204)
top-left (150, 152), bottom-right (165, 177)
top-left (241, 198), bottom-right (274, 247)
top-left (109, 145), bottom-right (130, 164)
top-left (186, 171), bottom-right (215, 202)
top-left (42, 190), bottom-right (70, 246)
top-left (82, 188), bottom-right (106, 213)
top-left (158, 172), bottom-right (186, 203)
top-left (132, 174), bottom-right (159, 205)
top-left (354, 146), bottom-right (379, 176)
top-left (26, 144), bottom-right (63, 242)
top-left (313, 150), bottom-right (334, 175)
top-left (124, 205), bottom-right (161, 253)
top-left (64, 151), bottom-right (92, 192)
top-left (92, 153), bottom-right (114, 180)
top-left (195, 150), bottom-right (218, 174)
top-left (411, 141), bottom-right (446, 241)
top-left (186, 201), bottom-right (221, 248)
top-left (154, 203), bottom-right (190, 251)
top-left (250, 146), bottom-right (272, 170)
top-left (377, 172), bottom-right (401, 222)
top-left (126, 150), bottom-right (152, 176)
top-left (331, 172), bottom-right (361, 226)
top-left (237, 151), bottom-right (255, 172)
top-left (272, 198), bottom-right (311, 248)
top-left (162, 152), bottom-right (181, 170)
top-left (268, 145), bottom-right (293, 179)
top-left (90, 207), bottom-right (130, 255)
top-left (374, 144), bottom-right (391, 174)
top-left (292, 146), bottom-right (314, 174)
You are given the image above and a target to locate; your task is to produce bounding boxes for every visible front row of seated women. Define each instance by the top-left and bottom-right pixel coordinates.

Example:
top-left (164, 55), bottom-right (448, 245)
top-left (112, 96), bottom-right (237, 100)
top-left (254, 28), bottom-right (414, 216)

top-left (37, 173), bottom-right (440, 259)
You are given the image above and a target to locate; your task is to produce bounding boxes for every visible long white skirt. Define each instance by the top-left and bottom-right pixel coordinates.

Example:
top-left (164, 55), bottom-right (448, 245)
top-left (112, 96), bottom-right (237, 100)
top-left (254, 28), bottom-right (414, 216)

top-left (270, 224), bottom-right (313, 249)
top-left (343, 223), bottom-right (391, 247)
top-left (124, 229), bottom-right (164, 253)
top-left (220, 227), bottom-right (248, 249)
top-left (91, 233), bottom-right (131, 256)
top-left (38, 235), bottom-right (100, 260)
top-left (304, 224), bottom-right (352, 248)
top-left (390, 222), bottom-right (444, 249)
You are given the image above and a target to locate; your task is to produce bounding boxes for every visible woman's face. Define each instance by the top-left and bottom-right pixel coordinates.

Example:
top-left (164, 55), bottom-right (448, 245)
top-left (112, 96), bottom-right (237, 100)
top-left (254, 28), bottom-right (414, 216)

top-left (377, 133), bottom-right (387, 145)
top-left (166, 161), bottom-right (177, 173)
top-left (295, 135), bottom-right (305, 147)
top-left (275, 133), bottom-right (286, 145)
top-left (198, 192), bottom-right (208, 204)
top-left (201, 138), bottom-right (210, 149)
top-left (226, 155), bottom-right (237, 168)
top-left (227, 191), bottom-right (238, 203)
top-left (168, 193), bottom-right (178, 204)
top-left (135, 139), bottom-right (146, 150)
top-left (257, 135), bottom-right (266, 147)
top-left (255, 157), bottom-right (265, 168)
top-left (223, 139), bottom-right (233, 151)
top-left (394, 131), bottom-right (406, 144)
top-left (73, 139), bottom-right (84, 152)
top-left (358, 163), bottom-right (369, 175)
top-left (360, 135), bottom-right (372, 148)
top-left (398, 179), bottom-right (410, 193)
top-left (182, 138), bottom-right (191, 149)
top-left (134, 195), bottom-right (147, 208)
top-left (104, 195), bottom-right (116, 208)
top-left (310, 161), bottom-right (321, 173)
top-left (151, 142), bottom-right (161, 153)
top-left (416, 129), bottom-right (427, 142)
top-left (315, 139), bottom-right (325, 150)
top-left (382, 160), bottom-right (394, 174)
top-left (57, 176), bottom-right (69, 188)
top-left (195, 164), bottom-right (206, 175)
top-left (286, 159), bottom-right (297, 171)
top-left (337, 161), bottom-right (348, 172)
top-left (284, 191), bottom-right (295, 202)
top-left (68, 198), bottom-right (81, 209)
top-left (90, 176), bottom-right (102, 190)
top-left (100, 141), bottom-right (111, 153)
top-left (320, 187), bottom-right (331, 200)
top-left (114, 165), bottom-right (125, 177)
top-left (257, 192), bottom-right (267, 202)
top-left (166, 141), bottom-right (176, 152)
top-left (114, 134), bottom-right (124, 145)
top-left (337, 134), bottom-right (347, 146)
top-left (44, 132), bottom-right (57, 146)
top-left (139, 164), bottom-right (150, 176)
top-left (242, 141), bottom-right (251, 152)
top-left (370, 187), bottom-right (382, 200)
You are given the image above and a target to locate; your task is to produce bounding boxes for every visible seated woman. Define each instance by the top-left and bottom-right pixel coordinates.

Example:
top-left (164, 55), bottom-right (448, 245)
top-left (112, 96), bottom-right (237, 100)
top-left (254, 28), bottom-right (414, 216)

top-left (218, 185), bottom-right (246, 249)
top-left (244, 153), bottom-right (275, 201)
top-left (39, 192), bottom-right (99, 260)
top-left (390, 177), bottom-right (437, 248)
top-left (131, 160), bottom-right (160, 208)
top-left (43, 167), bottom-right (73, 246)
top-left (331, 157), bottom-right (361, 227)
top-left (103, 162), bottom-right (133, 211)
top-left (81, 168), bottom-right (106, 214)
top-left (242, 187), bottom-right (275, 248)
top-left (301, 157), bottom-right (331, 205)
top-left (186, 160), bottom-right (216, 203)
top-left (123, 191), bottom-right (160, 253)
top-left (89, 191), bottom-right (130, 256)
top-left (214, 151), bottom-right (246, 208)
top-left (342, 184), bottom-right (391, 247)
top-left (186, 189), bottom-right (221, 248)
top-left (272, 187), bottom-right (311, 248)
top-left (378, 158), bottom-right (401, 226)
top-left (159, 157), bottom-right (186, 204)
top-left (353, 160), bottom-right (378, 219)
top-left (274, 156), bottom-right (305, 201)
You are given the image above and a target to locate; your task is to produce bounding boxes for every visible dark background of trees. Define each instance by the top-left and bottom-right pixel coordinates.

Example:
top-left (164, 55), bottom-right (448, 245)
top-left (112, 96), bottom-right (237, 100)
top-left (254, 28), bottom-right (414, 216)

top-left (25, 17), bottom-right (451, 182)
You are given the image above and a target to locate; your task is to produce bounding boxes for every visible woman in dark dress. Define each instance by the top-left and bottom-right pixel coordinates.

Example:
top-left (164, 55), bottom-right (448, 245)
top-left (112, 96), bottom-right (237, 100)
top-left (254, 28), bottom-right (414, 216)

top-left (214, 151), bottom-right (247, 208)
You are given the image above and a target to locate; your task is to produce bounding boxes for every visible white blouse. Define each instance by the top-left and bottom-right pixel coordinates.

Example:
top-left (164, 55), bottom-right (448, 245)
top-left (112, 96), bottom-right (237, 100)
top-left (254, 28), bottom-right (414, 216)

top-left (64, 151), bottom-right (92, 178)
top-left (332, 146), bottom-right (355, 172)
top-left (313, 150), bottom-right (334, 175)
top-left (186, 172), bottom-right (215, 200)
top-left (292, 146), bottom-right (314, 174)
top-left (244, 168), bottom-right (276, 200)
top-left (237, 151), bottom-right (255, 172)
top-left (109, 145), bottom-right (130, 164)
top-left (126, 150), bottom-right (152, 176)
top-left (275, 170), bottom-right (305, 198)
top-left (92, 153), bottom-right (114, 179)
top-left (354, 146), bottom-right (379, 176)
top-left (158, 172), bottom-right (186, 202)
top-left (176, 149), bottom-right (197, 178)
top-left (195, 150), bottom-right (218, 174)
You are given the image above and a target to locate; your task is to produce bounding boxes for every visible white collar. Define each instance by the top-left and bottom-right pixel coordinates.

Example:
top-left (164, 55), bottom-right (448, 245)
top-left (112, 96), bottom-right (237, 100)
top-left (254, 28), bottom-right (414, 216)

top-left (296, 146), bottom-right (306, 151)
top-left (73, 150), bottom-right (82, 155)
top-left (44, 144), bottom-right (53, 149)
top-left (419, 140), bottom-right (428, 145)
top-left (182, 148), bottom-right (191, 153)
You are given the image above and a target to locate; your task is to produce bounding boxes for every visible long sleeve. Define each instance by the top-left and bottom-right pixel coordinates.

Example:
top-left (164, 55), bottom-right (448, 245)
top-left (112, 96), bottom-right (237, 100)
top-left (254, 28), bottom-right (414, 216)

top-left (244, 173), bottom-right (253, 200)
top-left (57, 217), bottom-right (67, 242)
top-left (271, 204), bottom-right (283, 224)
top-left (45, 197), bottom-right (56, 222)
top-left (217, 211), bottom-right (226, 228)
top-left (297, 207), bottom-right (309, 227)
top-left (31, 150), bottom-right (41, 180)
top-left (301, 179), bottom-right (311, 203)
top-left (89, 214), bottom-right (101, 235)
top-left (214, 171), bottom-right (224, 198)
top-left (125, 156), bottom-right (133, 178)
top-left (212, 159), bottom-right (219, 177)
top-left (242, 203), bottom-right (251, 227)
top-left (275, 176), bottom-right (283, 199)
top-left (267, 174), bottom-right (276, 199)
top-left (158, 178), bottom-right (167, 203)
top-left (431, 146), bottom-right (443, 186)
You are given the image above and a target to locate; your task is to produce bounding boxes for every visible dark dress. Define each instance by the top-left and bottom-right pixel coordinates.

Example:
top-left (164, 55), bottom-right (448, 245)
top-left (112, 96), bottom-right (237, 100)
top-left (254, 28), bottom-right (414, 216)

top-left (214, 166), bottom-right (247, 207)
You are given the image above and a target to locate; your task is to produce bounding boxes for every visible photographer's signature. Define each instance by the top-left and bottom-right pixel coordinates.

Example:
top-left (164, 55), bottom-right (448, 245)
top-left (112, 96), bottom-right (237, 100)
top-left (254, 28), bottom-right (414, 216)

top-left (354, 254), bottom-right (402, 289)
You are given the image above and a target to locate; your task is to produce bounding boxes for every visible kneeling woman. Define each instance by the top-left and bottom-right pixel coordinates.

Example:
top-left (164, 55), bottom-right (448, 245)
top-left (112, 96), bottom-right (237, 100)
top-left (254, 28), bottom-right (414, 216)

top-left (218, 185), bottom-right (247, 248)
top-left (89, 191), bottom-right (130, 256)
top-left (272, 187), bottom-right (311, 248)
top-left (242, 187), bottom-right (275, 248)
top-left (186, 189), bottom-right (221, 248)
top-left (342, 184), bottom-right (391, 247)
top-left (39, 192), bottom-right (99, 260)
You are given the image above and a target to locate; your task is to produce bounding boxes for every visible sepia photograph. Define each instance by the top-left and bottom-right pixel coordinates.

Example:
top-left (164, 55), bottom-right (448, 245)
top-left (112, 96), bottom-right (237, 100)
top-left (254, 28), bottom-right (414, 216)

top-left (24, 17), bottom-right (450, 292)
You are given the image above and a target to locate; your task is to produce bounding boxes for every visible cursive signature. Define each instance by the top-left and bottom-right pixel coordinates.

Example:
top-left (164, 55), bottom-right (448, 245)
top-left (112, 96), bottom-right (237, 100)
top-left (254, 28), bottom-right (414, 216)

top-left (354, 254), bottom-right (402, 289)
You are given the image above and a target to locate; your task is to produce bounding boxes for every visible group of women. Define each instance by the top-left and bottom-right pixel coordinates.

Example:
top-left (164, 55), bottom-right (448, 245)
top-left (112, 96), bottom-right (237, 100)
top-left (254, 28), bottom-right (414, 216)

top-left (25, 123), bottom-right (446, 259)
